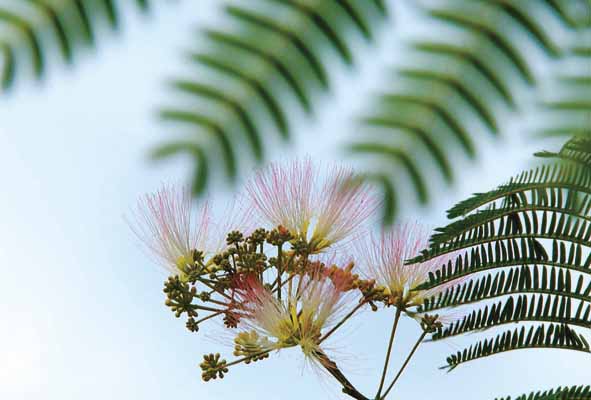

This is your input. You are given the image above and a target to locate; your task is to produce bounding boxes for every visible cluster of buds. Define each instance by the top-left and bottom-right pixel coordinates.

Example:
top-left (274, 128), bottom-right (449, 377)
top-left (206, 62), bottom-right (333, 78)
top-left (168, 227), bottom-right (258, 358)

top-left (163, 276), bottom-right (199, 318)
top-left (200, 353), bottom-right (228, 381)
top-left (223, 311), bottom-right (240, 329)
top-left (419, 314), bottom-right (444, 334)
top-left (233, 331), bottom-right (272, 363)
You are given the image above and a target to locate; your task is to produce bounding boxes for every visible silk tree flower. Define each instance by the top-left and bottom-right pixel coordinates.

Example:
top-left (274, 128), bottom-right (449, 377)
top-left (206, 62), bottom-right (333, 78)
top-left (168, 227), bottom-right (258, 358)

top-left (246, 158), bottom-right (379, 252)
top-left (358, 222), bottom-right (458, 309)
top-left (128, 184), bottom-right (211, 275)
top-left (311, 165), bottom-right (379, 250)
top-left (210, 194), bottom-right (258, 253)
top-left (246, 158), bottom-right (315, 240)
top-left (231, 267), bottom-right (360, 361)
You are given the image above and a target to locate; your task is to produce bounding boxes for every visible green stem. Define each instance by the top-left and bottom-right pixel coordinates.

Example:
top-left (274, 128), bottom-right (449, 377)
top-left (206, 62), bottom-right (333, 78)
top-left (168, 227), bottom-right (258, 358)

top-left (380, 330), bottom-right (427, 399)
top-left (375, 308), bottom-right (402, 399)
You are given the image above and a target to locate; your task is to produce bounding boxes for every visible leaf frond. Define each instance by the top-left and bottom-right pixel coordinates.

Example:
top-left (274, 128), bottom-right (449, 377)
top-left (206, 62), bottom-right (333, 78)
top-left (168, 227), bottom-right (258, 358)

top-left (432, 295), bottom-right (591, 341)
top-left (442, 323), bottom-right (590, 371)
top-left (495, 385), bottom-right (591, 400)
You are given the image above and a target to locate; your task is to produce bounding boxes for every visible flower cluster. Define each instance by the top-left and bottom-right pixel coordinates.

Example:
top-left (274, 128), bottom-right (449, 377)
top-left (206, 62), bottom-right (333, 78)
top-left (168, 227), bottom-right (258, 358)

top-left (130, 160), bottom-right (461, 400)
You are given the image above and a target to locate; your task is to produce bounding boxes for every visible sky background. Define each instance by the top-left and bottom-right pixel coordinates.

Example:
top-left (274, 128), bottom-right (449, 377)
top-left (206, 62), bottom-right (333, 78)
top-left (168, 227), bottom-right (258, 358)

top-left (0, 1), bottom-right (588, 399)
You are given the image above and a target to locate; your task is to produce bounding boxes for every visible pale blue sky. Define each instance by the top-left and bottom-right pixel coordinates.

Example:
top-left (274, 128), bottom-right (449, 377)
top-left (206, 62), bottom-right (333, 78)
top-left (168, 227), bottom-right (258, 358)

top-left (0, 1), bottom-right (588, 399)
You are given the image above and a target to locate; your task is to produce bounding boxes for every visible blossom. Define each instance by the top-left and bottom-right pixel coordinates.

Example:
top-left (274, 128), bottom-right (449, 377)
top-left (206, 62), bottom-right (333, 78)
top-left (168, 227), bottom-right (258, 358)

top-left (231, 267), bottom-right (358, 359)
top-left (128, 184), bottom-right (210, 274)
top-left (311, 166), bottom-right (379, 250)
top-left (246, 158), bottom-right (315, 240)
top-left (246, 159), bottom-right (379, 251)
top-left (358, 222), bottom-right (456, 307)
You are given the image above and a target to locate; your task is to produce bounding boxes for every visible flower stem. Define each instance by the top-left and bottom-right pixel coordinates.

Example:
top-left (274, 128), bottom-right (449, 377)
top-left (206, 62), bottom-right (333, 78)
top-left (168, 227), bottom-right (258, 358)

top-left (199, 280), bottom-right (233, 301)
top-left (318, 301), bottom-right (367, 344)
top-left (380, 330), bottom-right (427, 399)
top-left (277, 244), bottom-right (283, 301)
top-left (313, 349), bottom-right (368, 400)
top-left (195, 311), bottom-right (224, 325)
top-left (206, 298), bottom-right (231, 307)
top-left (194, 304), bottom-right (226, 313)
top-left (224, 350), bottom-right (271, 369)
top-left (375, 308), bottom-right (401, 399)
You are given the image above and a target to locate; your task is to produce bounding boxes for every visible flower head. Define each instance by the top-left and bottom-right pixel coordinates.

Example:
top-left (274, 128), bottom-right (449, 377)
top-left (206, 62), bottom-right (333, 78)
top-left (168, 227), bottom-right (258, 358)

top-left (246, 158), bottom-right (379, 252)
top-left (246, 158), bottom-right (315, 240)
top-left (128, 184), bottom-right (210, 274)
top-left (232, 267), bottom-right (357, 358)
top-left (358, 222), bottom-right (455, 307)
top-left (311, 166), bottom-right (379, 250)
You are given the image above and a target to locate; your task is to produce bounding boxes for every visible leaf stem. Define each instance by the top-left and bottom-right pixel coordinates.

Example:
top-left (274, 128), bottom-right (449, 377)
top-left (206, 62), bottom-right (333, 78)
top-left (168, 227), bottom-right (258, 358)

top-left (375, 308), bottom-right (402, 399)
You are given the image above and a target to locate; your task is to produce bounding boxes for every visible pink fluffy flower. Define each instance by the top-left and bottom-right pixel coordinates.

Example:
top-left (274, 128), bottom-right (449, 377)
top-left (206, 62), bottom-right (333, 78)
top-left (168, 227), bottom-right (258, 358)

top-left (312, 165), bottom-right (379, 250)
top-left (358, 222), bottom-right (456, 307)
top-left (246, 158), bottom-right (315, 240)
top-left (128, 184), bottom-right (211, 274)
top-left (246, 159), bottom-right (379, 252)
top-left (232, 268), bottom-right (358, 357)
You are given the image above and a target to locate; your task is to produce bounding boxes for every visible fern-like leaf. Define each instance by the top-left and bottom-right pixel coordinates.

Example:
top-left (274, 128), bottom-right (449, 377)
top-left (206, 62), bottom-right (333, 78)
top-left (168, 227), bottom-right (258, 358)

top-left (495, 385), bottom-right (591, 400)
top-left (419, 265), bottom-right (591, 314)
top-left (443, 323), bottom-right (590, 371)
top-left (411, 136), bottom-right (591, 375)
top-left (432, 295), bottom-right (591, 341)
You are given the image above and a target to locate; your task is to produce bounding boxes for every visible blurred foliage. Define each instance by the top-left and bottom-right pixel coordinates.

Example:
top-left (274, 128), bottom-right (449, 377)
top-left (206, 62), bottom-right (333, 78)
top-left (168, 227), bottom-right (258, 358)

top-left (157, 0), bottom-right (388, 192)
top-left (539, 27), bottom-right (591, 137)
top-left (0, 0), bottom-right (150, 90)
top-left (1, 0), bottom-right (590, 221)
top-left (353, 0), bottom-right (590, 220)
